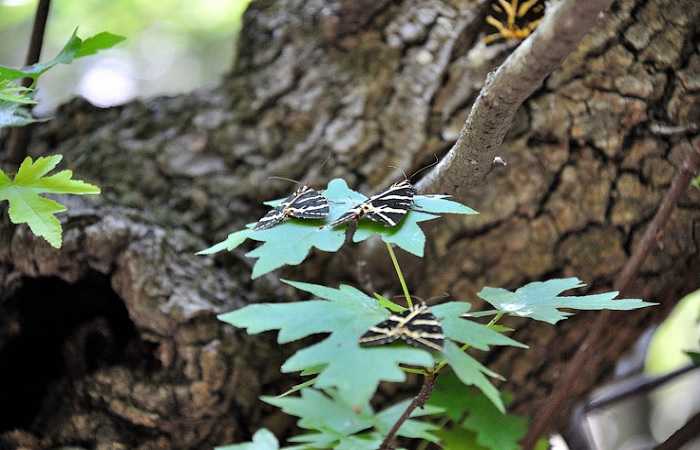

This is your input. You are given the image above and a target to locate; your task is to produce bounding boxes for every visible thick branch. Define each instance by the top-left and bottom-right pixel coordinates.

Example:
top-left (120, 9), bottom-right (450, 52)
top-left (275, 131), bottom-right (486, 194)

top-left (417, 0), bottom-right (613, 198)
top-left (522, 138), bottom-right (700, 449)
top-left (379, 373), bottom-right (436, 450)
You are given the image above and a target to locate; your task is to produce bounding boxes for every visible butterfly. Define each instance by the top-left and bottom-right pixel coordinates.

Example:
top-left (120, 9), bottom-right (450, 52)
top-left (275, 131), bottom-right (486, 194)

top-left (254, 185), bottom-right (329, 230)
top-left (359, 303), bottom-right (444, 352)
top-left (331, 179), bottom-right (416, 228)
top-left (484, 0), bottom-right (544, 44)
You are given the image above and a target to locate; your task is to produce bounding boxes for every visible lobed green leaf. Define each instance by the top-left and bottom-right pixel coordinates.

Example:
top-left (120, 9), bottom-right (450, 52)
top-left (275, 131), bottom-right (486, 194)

top-left (199, 179), bottom-right (477, 276)
top-left (215, 429), bottom-right (279, 450)
top-left (478, 278), bottom-right (656, 324)
top-left (0, 155), bottom-right (100, 248)
top-left (219, 281), bottom-right (433, 405)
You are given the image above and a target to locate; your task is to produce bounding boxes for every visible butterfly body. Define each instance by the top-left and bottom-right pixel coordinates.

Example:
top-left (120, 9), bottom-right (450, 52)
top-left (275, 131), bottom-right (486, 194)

top-left (359, 303), bottom-right (444, 352)
top-left (254, 185), bottom-right (329, 230)
top-left (331, 179), bottom-right (416, 228)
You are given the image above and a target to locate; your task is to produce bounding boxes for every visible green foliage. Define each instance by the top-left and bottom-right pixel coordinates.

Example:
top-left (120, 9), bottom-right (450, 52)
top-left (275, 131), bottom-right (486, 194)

top-left (0, 28), bottom-right (125, 82)
top-left (261, 388), bottom-right (442, 450)
top-left (687, 350), bottom-right (700, 365)
top-left (0, 155), bottom-right (100, 248)
top-left (209, 175), bottom-right (654, 449)
top-left (216, 429), bottom-right (279, 450)
top-left (219, 280), bottom-right (433, 406)
top-left (430, 373), bottom-right (528, 450)
top-left (219, 281), bottom-right (529, 412)
top-left (0, 29), bottom-right (124, 128)
top-left (478, 278), bottom-right (656, 324)
top-left (199, 179), bottom-right (476, 277)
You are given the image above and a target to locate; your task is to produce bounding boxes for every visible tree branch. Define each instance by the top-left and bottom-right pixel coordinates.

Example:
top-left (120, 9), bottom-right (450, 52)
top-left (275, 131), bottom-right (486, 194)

top-left (6, 0), bottom-right (51, 165)
top-left (521, 138), bottom-right (700, 449)
top-left (379, 373), bottom-right (436, 450)
top-left (417, 0), bottom-right (614, 198)
top-left (654, 411), bottom-right (700, 450)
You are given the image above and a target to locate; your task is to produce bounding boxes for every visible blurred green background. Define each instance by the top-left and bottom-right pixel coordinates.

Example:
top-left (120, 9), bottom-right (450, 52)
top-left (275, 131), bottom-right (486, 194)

top-left (0, 0), bottom-right (251, 114)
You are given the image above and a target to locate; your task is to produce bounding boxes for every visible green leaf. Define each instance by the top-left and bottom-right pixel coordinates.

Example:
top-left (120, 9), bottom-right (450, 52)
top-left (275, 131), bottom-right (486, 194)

top-left (432, 302), bottom-right (527, 351)
top-left (374, 400), bottom-right (443, 443)
top-left (196, 228), bottom-right (253, 255)
top-left (460, 390), bottom-right (527, 450)
top-left (277, 377), bottom-right (319, 398)
top-left (219, 281), bottom-right (433, 405)
top-left (263, 389), bottom-right (374, 436)
top-left (0, 101), bottom-right (40, 127)
top-left (478, 278), bottom-right (656, 324)
top-left (0, 29), bottom-right (125, 82)
top-left (352, 195), bottom-right (477, 257)
top-left (0, 80), bottom-right (36, 104)
top-left (443, 341), bottom-right (504, 413)
top-left (0, 155), bottom-right (100, 248)
top-left (215, 429), bottom-right (279, 450)
top-left (265, 388), bottom-right (441, 449)
top-left (434, 427), bottom-right (489, 450)
top-left (74, 32), bottom-right (126, 58)
top-left (199, 179), bottom-right (477, 276)
top-left (685, 351), bottom-right (700, 366)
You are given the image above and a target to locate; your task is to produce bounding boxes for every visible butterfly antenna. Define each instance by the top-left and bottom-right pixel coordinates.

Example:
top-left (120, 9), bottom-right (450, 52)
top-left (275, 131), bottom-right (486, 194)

top-left (268, 176), bottom-right (302, 185)
top-left (387, 163), bottom-right (410, 181)
top-left (408, 154), bottom-right (440, 181)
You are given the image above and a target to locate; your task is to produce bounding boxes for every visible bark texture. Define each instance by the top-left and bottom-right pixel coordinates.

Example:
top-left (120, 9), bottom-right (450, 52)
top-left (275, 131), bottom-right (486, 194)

top-left (1, 0), bottom-right (699, 448)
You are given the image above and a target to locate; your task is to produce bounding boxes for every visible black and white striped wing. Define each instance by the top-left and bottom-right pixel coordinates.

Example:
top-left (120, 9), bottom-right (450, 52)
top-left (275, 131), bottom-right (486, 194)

top-left (286, 186), bottom-right (329, 219)
top-left (330, 205), bottom-right (362, 227)
top-left (364, 180), bottom-right (416, 227)
top-left (399, 304), bottom-right (444, 352)
top-left (359, 303), bottom-right (444, 352)
top-left (254, 208), bottom-right (286, 230)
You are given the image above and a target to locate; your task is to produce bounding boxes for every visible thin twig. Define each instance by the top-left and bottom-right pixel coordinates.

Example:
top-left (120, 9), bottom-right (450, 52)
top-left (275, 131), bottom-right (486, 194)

top-left (379, 373), bottom-right (436, 450)
top-left (417, 0), bottom-right (613, 198)
top-left (521, 138), bottom-right (700, 449)
top-left (6, 0), bottom-right (51, 164)
top-left (654, 411), bottom-right (700, 450)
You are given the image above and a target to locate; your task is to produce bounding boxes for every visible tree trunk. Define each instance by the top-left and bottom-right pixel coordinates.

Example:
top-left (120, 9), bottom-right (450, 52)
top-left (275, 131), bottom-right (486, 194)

top-left (1, 0), bottom-right (699, 448)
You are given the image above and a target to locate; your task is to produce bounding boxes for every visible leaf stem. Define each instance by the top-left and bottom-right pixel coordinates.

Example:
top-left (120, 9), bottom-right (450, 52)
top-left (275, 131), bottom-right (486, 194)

top-left (385, 242), bottom-right (413, 309)
top-left (379, 372), bottom-right (436, 450)
top-left (434, 311), bottom-right (506, 373)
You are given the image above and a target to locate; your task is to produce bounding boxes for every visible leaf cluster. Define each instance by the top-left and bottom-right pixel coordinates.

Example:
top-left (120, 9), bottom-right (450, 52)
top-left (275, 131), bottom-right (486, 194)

top-left (0, 28), bottom-right (124, 127)
top-left (199, 179), bottom-right (476, 278)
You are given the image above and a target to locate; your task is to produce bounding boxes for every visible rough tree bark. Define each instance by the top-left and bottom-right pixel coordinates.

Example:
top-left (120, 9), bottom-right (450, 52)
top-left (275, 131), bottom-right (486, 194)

top-left (1, 0), bottom-right (699, 448)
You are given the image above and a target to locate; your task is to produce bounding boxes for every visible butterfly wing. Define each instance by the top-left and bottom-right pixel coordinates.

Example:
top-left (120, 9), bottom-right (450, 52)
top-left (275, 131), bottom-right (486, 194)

top-left (253, 188), bottom-right (299, 230)
top-left (286, 186), bottom-right (329, 219)
top-left (359, 314), bottom-right (404, 346)
top-left (364, 180), bottom-right (416, 227)
top-left (400, 304), bottom-right (444, 352)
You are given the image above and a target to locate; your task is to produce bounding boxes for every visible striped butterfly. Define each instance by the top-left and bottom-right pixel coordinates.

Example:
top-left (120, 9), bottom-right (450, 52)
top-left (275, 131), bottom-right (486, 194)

top-left (331, 179), bottom-right (416, 228)
top-left (254, 185), bottom-right (329, 230)
top-left (359, 303), bottom-right (444, 352)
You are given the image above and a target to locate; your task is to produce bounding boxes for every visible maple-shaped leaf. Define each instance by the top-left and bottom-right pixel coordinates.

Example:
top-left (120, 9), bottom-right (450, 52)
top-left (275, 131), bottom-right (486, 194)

top-left (198, 179), bottom-right (476, 276)
top-left (443, 340), bottom-right (505, 413)
top-left (432, 302), bottom-right (527, 351)
top-left (215, 429), bottom-right (279, 450)
top-left (219, 280), bottom-right (433, 405)
top-left (478, 278), bottom-right (656, 324)
top-left (428, 378), bottom-right (526, 450)
top-left (352, 194), bottom-right (477, 257)
top-left (263, 388), bottom-right (442, 449)
top-left (0, 155), bottom-right (100, 248)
